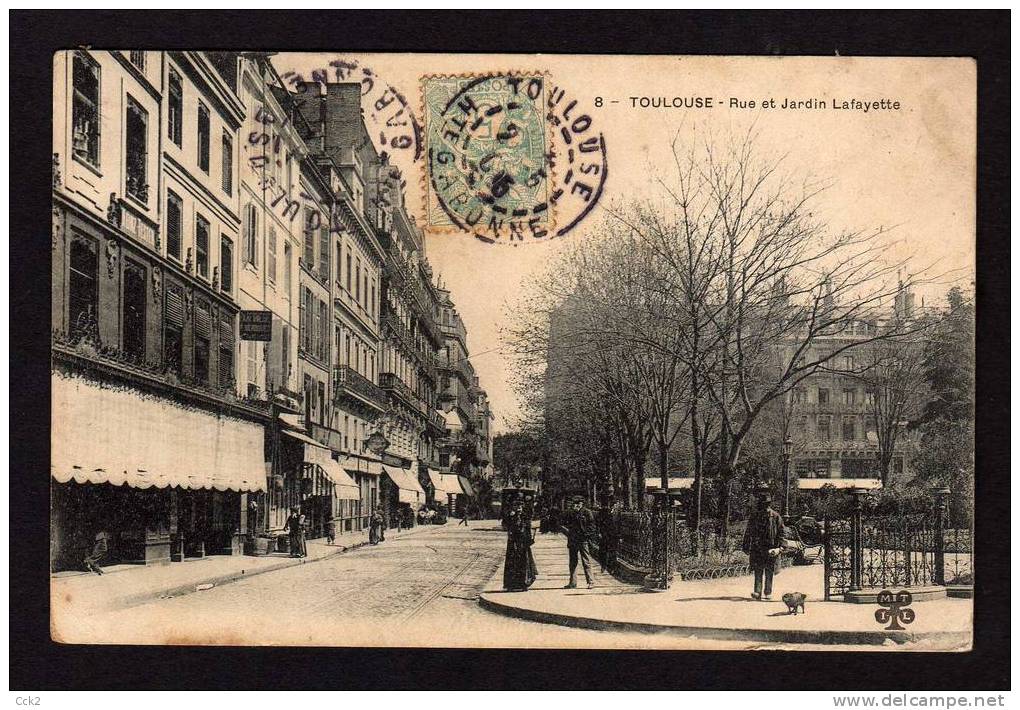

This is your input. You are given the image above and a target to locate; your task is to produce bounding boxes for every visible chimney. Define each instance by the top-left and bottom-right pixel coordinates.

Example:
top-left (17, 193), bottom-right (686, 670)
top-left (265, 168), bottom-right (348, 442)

top-left (323, 83), bottom-right (364, 158)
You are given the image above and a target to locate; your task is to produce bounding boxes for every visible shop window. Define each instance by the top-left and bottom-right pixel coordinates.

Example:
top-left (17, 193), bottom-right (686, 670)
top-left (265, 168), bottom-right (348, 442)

top-left (220, 235), bottom-right (233, 293)
top-left (166, 190), bottom-right (182, 261)
top-left (195, 215), bottom-right (209, 278)
top-left (168, 68), bottom-right (182, 147)
top-left (125, 97), bottom-right (148, 203)
top-left (221, 131), bottom-right (232, 195)
top-left (122, 259), bottom-right (146, 361)
top-left (72, 52), bottom-right (100, 166)
top-left (197, 102), bottom-right (210, 173)
top-left (164, 285), bottom-right (185, 376)
top-left (68, 232), bottom-right (99, 339)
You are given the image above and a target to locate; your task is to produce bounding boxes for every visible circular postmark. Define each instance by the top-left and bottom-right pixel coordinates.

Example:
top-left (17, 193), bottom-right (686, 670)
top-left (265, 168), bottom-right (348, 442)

top-left (422, 73), bottom-right (608, 245)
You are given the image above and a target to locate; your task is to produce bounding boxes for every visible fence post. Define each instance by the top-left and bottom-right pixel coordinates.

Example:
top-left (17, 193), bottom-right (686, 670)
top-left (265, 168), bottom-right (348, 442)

top-left (823, 519), bottom-right (831, 600)
top-left (849, 488), bottom-right (865, 592)
top-left (934, 487), bottom-right (950, 586)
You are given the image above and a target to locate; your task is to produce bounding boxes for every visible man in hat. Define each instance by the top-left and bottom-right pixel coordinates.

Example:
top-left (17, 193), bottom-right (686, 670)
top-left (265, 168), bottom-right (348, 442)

top-left (741, 487), bottom-right (786, 600)
top-left (285, 507), bottom-right (307, 558)
top-left (560, 495), bottom-right (597, 589)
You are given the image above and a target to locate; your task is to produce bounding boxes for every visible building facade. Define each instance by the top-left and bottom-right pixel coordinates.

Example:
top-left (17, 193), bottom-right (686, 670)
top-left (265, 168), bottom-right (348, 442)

top-left (51, 50), bottom-right (268, 570)
top-left (786, 286), bottom-right (923, 489)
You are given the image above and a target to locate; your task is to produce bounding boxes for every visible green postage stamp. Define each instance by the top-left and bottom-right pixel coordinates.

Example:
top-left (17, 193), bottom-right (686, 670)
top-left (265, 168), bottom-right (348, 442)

top-left (422, 74), bottom-right (554, 243)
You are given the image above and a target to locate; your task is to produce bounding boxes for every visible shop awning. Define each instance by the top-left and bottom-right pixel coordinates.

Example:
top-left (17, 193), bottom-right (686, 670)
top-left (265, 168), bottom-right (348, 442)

top-left (51, 372), bottom-right (266, 492)
top-left (645, 477), bottom-right (695, 490)
top-left (458, 475), bottom-right (475, 497)
top-left (325, 459), bottom-right (360, 500)
top-left (341, 456), bottom-right (382, 476)
top-left (382, 465), bottom-right (425, 505)
top-left (798, 478), bottom-right (883, 490)
top-left (438, 473), bottom-right (465, 495)
top-left (428, 469), bottom-right (450, 496)
top-left (284, 430), bottom-right (359, 500)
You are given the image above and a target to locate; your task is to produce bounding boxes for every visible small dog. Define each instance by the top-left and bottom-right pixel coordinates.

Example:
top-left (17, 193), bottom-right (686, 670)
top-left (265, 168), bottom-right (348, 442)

top-left (782, 592), bottom-right (807, 615)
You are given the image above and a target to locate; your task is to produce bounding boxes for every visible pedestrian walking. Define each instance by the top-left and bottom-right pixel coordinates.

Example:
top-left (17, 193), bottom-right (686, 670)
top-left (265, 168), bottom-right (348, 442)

top-left (369, 507), bottom-right (384, 545)
top-left (285, 507), bottom-right (307, 558)
top-left (459, 507), bottom-right (470, 527)
top-left (560, 495), bottom-right (597, 589)
top-left (741, 487), bottom-right (786, 601)
top-left (83, 530), bottom-right (111, 575)
top-left (503, 500), bottom-right (538, 591)
top-left (325, 518), bottom-right (336, 546)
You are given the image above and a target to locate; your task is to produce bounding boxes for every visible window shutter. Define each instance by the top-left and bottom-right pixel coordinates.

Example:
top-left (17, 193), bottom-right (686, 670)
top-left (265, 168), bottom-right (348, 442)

top-left (167, 193), bottom-right (181, 258)
top-left (220, 314), bottom-right (235, 347)
top-left (195, 299), bottom-right (211, 338)
top-left (165, 285), bottom-right (184, 327)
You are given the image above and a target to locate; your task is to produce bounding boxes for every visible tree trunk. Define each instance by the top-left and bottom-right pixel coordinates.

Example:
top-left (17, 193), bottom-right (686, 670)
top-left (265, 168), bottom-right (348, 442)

top-left (635, 456), bottom-right (646, 511)
top-left (691, 413), bottom-right (704, 540)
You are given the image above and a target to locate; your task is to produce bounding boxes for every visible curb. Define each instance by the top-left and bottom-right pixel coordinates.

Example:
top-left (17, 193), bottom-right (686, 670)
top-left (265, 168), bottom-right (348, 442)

top-left (111, 524), bottom-right (447, 611)
top-left (477, 592), bottom-right (971, 647)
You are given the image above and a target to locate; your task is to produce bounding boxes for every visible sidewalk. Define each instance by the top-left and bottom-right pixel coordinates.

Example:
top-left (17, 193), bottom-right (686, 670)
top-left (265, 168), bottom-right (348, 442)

top-left (52, 522), bottom-right (447, 616)
top-left (479, 533), bottom-right (973, 647)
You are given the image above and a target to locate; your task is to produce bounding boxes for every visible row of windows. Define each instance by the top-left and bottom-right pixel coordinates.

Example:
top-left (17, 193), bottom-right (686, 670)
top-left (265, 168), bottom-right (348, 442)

top-left (299, 287), bottom-right (330, 363)
top-left (166, 191), bottom-right (233, 293)
top-left (241, 203), bottom-right (294, 294)
top-left (792, 415), bottom-right (874, 442)
top-left (791, 386), bottom-right (876, 407)
top-left (66, 231), bottom-right (235, 390)
top-left (73, 53), bottom-right (233, 202)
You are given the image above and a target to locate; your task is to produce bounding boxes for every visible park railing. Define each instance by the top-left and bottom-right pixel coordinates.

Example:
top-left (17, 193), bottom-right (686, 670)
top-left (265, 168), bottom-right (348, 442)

top-left (823, 488), bottom-right (974, 599)
top-left (612, 510), bottom-right (747, 589)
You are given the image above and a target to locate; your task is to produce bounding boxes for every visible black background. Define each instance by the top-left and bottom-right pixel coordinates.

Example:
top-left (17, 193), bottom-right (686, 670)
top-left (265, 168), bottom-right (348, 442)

top-left (10, 10), bottom-right (1010, 691)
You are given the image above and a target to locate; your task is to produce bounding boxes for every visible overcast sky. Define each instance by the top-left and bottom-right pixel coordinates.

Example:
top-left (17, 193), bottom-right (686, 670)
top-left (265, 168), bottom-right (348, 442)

top-left (275, 54), bottom-right (976, 435)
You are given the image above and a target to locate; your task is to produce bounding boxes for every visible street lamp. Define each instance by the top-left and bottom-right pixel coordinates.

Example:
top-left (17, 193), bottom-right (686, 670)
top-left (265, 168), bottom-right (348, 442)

top-left (782, 436), bottom-right (794, 520)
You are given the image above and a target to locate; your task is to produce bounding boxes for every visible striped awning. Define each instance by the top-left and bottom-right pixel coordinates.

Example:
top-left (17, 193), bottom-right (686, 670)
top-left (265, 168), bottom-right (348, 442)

top-left (283, 431), bottom-right (359, 500)
top-left (798, 478), bottom-right (883, 490)
top-left (51, 372), bottom-right (266, 492)
top-left (382, 465), bottom-right (425, 506)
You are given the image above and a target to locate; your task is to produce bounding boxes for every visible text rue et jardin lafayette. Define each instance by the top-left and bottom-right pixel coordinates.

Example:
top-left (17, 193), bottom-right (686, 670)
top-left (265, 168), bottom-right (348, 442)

top-left (626, 96), bottom-right (902, 112)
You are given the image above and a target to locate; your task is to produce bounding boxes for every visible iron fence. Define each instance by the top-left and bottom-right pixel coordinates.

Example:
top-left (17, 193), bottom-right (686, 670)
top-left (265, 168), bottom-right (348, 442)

top-left (614, 511), bottom-right (748, 586)
top-left (823, 489), bottom-right (973, 599)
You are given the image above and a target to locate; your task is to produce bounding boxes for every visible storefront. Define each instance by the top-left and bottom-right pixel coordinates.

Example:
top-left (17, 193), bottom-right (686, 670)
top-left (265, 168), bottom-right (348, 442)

top-left (50, 372), bottom-right (266, 571)
top-left (277, 428), bottom-right (360, 539)
top-left (381, 465), bottom-right (426, 529)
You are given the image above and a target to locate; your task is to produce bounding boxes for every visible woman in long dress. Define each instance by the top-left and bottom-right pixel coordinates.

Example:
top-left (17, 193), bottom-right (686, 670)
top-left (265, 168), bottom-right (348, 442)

top-left (503, 501), bottom-right (538, 591)
top-left (369, 507), bottom-right (385, 544)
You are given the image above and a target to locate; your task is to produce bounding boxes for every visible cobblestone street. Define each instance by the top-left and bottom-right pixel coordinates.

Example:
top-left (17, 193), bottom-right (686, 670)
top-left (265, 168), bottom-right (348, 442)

top-left (55, 522), bottom-right (921, 651)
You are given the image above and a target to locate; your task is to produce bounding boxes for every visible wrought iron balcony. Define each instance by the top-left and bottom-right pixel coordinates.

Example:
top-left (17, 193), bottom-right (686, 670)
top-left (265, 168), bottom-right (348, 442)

top-left (333, 365), bottom-right (386, 410)
top-left (379, 371), bottom-right (416, 409)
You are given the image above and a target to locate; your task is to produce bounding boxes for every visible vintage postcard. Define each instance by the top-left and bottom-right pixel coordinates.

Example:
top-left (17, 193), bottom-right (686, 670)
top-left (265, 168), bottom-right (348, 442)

top-left (50, 51), bottom-right (975, 651)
